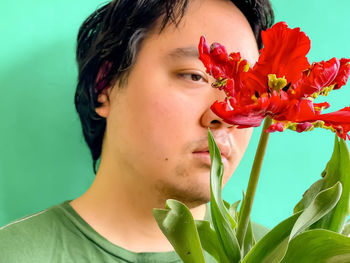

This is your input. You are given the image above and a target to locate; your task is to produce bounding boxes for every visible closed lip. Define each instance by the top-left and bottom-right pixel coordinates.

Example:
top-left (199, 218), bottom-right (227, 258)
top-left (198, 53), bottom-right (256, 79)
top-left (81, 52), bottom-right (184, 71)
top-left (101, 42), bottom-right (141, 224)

top-left (192, 143), bottom-right (231, 160)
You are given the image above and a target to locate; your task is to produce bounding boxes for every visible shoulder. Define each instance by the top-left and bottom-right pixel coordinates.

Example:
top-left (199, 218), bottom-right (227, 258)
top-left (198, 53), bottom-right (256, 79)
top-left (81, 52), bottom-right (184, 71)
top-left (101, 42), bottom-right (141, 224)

top-left (0, 202), bottom-right (69, 262)
top-left (0, 203), bottom-right (63, 237)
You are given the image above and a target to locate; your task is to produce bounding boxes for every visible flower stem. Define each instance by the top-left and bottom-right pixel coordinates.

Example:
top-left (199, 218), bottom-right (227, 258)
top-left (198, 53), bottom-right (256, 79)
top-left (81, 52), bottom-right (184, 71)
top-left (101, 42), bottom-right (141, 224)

top-left (236, 116), bottom-right (272, 247)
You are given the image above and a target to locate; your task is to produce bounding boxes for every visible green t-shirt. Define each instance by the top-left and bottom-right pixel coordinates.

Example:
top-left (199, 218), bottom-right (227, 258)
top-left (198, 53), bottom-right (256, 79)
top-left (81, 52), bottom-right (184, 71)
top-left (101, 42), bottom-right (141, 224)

top-left (0, 200), bottom-right (269, 262)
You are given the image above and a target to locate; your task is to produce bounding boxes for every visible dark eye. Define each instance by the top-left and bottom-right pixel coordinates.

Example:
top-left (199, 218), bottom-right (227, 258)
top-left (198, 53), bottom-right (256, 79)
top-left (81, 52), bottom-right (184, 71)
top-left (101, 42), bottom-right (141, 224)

top-left (179, 72), bottom-right (206, 82)
top-left (189, 74), bottom-right (203, 81)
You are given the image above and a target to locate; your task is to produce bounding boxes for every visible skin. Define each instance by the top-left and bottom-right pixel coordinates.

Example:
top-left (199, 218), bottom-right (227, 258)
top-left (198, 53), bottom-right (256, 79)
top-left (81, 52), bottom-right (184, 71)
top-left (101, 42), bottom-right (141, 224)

top-left (70, 0), bottom-right (259, 253)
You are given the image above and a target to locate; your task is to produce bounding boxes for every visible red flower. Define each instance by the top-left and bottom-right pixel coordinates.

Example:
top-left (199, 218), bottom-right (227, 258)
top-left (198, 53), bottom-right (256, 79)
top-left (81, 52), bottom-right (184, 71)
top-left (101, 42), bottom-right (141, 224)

top-left (199, 22), bottom-right (350, 140)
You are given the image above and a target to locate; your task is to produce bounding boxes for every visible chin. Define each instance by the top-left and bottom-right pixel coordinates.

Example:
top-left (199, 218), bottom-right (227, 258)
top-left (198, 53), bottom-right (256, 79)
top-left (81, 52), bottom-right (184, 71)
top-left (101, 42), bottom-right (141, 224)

top-left (170, 181), bottom-right (211, 208)
top-left (174, 193), bottom-right (210, 209)
top-left (155, 179), bottom-right (211, 208)
top-left (155, 162), bottom-right (217, 207)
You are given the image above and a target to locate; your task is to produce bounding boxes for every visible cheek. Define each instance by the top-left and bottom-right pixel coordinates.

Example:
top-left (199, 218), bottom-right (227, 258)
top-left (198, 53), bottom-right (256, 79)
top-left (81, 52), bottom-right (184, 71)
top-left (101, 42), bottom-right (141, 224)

top-left (235, 128), bottom-right (253, 153)
top-left (123, 81), bottom-right (195, 160)
top-left (223, 128), bottom-right (253, 181)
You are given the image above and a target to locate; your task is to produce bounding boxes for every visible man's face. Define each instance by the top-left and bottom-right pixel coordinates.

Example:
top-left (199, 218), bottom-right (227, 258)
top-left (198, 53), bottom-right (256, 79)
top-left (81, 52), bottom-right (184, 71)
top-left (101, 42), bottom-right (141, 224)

top-left (98, 0), bottom-right (259, 206)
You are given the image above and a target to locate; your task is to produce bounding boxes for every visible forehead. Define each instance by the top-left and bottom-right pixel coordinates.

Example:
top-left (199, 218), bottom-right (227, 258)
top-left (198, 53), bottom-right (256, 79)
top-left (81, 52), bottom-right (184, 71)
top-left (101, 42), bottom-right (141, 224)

top-left (145, 0), bottom-right (259, 65)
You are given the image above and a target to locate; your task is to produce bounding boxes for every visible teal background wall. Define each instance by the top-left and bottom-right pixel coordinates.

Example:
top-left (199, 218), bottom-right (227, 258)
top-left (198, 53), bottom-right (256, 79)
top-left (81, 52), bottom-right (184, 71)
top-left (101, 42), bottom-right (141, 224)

top-left (1, 0), bottom-right (349, 229)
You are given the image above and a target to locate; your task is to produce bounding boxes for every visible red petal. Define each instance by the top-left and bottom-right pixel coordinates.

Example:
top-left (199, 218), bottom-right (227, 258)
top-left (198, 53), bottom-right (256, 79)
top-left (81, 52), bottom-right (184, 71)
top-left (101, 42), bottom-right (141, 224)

top-left (292, 104), bottom-right (350, 139)
top-left (210, 101), bottom-right (265, 128)
top-left (290, 58), bottom-right (340, 99)
top-left (199, 36), bottom-right (235, 79)
top-left (333, 58), bottom-right (350, 89)
top-left (315, 107), bottom-right (350, 135)
top-left (244, 22), bottom-right (310, 94)
top-left (198, 36), bottom-right (216, 76)
top-left (296, 122), bottom-right (313, 132)
top-left (313, 102), bottom-right (330, 114)
top-left (281, 99), bottom-right (316, 122)
top-left (313, 102), bottom-right (330, 109)
top-left (265, 122), bottom-right (285, 133)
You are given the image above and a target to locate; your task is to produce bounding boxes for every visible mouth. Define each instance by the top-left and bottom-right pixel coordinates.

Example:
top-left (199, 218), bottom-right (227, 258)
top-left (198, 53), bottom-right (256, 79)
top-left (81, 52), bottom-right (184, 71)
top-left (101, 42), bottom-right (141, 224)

top-left (192, 150), bottom-right (228, 166)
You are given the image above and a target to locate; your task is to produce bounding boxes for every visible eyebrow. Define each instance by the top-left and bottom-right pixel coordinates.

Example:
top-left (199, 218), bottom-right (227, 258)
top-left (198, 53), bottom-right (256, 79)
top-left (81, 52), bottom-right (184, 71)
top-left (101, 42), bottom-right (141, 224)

top-left (167, 46), bottom-right (200, 59)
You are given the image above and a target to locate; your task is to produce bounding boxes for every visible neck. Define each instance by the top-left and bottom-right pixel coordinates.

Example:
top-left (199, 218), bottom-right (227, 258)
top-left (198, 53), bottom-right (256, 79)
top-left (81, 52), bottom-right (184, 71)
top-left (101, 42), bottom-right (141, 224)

top-left (69, 163), bottom-right (207, 253)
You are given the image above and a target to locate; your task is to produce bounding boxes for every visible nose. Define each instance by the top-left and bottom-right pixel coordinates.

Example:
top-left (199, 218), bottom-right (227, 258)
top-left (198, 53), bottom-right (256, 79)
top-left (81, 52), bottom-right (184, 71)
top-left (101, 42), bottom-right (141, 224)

top-left (200, 86), bottom-right (234, 129)
top-left (200, 106), bottom-right (234, 129)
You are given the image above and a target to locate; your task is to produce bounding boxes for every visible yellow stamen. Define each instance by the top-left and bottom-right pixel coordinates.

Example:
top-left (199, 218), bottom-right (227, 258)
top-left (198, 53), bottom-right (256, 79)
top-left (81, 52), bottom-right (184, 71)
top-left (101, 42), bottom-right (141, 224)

top-left (311, 84), bottom-right (335, 99)
top-left (306, 68), bottom-right (312, 77)
top-left (213, 77), bottom-right (227, 89)
top-left (243, 63), bottom-right (250, 72)
top-left (251, 95), bottom-right (258, 103)
top-left (268, 74), bottom-right (287, 93)
top-left (235, 59), bottom-right (250, 73)
top-left (320, 85), bottom-right (335, 96)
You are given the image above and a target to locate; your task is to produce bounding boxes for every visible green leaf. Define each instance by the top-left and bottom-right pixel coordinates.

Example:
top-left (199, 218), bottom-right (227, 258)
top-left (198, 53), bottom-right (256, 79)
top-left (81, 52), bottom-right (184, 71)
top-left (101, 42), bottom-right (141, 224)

top-left (224, 197), bottom-right (256, 256)
top-left (289, 182), bottom-right (342, 240)
top-left (223, 200), bottom-right (238, 229)
top-left (251, 222), bottom-right (270, 242)
top-left (293, 136), bottom-right (350, 233)
top-left (243, 218), bottom-right (256, 257)
top-left (341, 218), bottom-right (350, 236)
top-left (242, 212), bottom-right (301, 263)
top-left (238, 192), bottom-right (256, 257)
top-left (153, 199), bottom-right (206, 263)
top-left (311, 137), bottom-right (350, 232)
top-left (280, 229), bottom-right (350, 263)
top-left (196, 220), bottom-right (230, 263)
top-left (229, 200), bottom-right (241, 223)
top-left (293, 179), bottom-right (324, 214)
top-left (208, 128), bottom-right (241, 262)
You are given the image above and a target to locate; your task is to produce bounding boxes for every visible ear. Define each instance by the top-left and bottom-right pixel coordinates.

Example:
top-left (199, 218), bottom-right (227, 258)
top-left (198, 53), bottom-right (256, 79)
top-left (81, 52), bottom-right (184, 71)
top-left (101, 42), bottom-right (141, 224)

top-left (95, 88), bottom-right (111, 118)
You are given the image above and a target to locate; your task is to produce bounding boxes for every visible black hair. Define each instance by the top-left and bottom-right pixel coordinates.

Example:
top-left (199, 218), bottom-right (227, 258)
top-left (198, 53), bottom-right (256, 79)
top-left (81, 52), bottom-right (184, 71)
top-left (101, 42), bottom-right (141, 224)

top-left (74, 0), bottom-right (275, 174)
